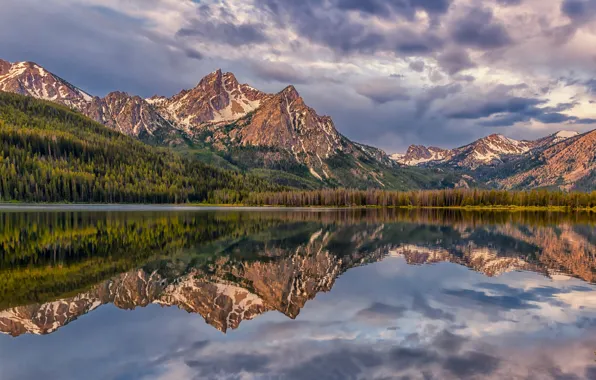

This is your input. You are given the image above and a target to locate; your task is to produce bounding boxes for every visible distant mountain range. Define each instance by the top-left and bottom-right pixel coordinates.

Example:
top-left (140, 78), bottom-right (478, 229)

top-left (1, 58), bottom-right (594, 190)
top-left (390, 131), bottom-right (579, 168)
top-left (391, 130), bottom-right (595, 190)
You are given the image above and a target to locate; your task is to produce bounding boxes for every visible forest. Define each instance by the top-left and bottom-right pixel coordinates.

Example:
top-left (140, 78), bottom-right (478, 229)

top-left (0, 92), bottom-right (280, 203)
top-left (238, 188), bottom-right (596, 210)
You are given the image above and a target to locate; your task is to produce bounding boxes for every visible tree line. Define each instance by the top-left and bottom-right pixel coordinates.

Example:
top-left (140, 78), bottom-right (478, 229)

top-left (237, 188), bottom-right (596, 209)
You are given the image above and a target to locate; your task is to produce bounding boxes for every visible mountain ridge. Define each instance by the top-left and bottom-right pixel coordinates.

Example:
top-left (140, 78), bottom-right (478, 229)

top-left (1, 58), bottom-right (593, 190)
top-left (391, 131), bottom-right (581, 169)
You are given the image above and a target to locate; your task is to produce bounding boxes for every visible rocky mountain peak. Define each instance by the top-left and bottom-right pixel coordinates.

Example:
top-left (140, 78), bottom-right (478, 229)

top-left (153, 69), bottom-right (269, 128)
top-left (0, 60), bottom-right (92, 109)
top-left (280, 85), bottom-right (301, 101)
top-left (198, 69), bottom-right (224, 90)
top-left (0, 59), bottom-right (11, 75)
top-left (84, 91), bottom-right (179, 142)
top-left (392, 144), bottom-right (451, 166)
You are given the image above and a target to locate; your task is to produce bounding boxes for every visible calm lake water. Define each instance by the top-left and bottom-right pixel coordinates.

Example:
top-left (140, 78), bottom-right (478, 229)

top-left (0, 208), bottom-right (595, 380)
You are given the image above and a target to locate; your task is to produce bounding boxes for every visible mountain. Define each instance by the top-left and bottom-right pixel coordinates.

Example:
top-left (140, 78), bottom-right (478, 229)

top-left (392, 131), bottom-right (581, 170)
top-left (391, 130), bottom-right (594, 190)
top-left (0, 60), bottom-right (92, 110)
top-left (493, 129), bottom-right (596, 190)
top-left (0, 59), bottom-right (177, 141)
top-left (2, 58), bottom-right (592, 191)
top-left (147, 69), bottom-right (269, 129)
top-left (148, 69), bottom-right (424, 187)
top-left (0, 59), bottom-right (467, 190)
top-left (84, 91), bottom-right (183, 144)
top-left (0, 92), bottom-right (278, 203)
top-left (391, 145), bottom-right (451, 166)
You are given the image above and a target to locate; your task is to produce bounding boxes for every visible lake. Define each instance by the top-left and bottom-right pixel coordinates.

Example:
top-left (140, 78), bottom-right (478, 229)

top-left (0, 208), bottom-right (595, 379)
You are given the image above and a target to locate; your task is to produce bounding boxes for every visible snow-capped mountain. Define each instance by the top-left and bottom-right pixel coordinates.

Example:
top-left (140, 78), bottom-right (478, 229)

top-left (391, 145), bottom-right (451, 166)
top-left (392, 131), bottom-right (582, 170)
top-left (0, 60), bottom-right (92, 110)
top-left (84, 91), bottom-right (182, 143)
top-left (148, 69), bottom-right (269, 128)
top-left (148, 70), bottom-right (388, 180)
top-left (1, 57), bottom-right (591, 190)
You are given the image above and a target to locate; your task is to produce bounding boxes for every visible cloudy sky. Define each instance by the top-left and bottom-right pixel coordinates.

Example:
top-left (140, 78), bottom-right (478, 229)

top-left (3, 0), bottom-right (596, 152)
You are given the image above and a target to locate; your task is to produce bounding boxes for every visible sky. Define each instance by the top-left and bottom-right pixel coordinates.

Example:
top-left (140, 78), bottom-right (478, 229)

top-left (2, 257), bottom-right (596, 379)
top-left (2, 0), bottom-right (596, 152)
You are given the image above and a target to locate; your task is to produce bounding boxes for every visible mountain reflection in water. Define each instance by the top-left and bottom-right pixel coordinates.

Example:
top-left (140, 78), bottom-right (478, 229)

top-left (0, 209), bottom-right (595, 380)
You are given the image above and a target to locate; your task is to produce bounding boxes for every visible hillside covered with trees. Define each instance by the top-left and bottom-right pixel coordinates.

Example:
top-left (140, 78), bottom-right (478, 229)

top-left (0, 92), bottom-right (280, 203)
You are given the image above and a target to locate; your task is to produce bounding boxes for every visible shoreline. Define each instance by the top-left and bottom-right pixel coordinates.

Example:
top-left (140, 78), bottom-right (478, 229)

top-left (0, 203), bottom-right (593, 212)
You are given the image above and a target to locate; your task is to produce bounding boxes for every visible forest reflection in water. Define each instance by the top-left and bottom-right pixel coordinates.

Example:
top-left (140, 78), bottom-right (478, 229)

top-left (1, 208), bottom-right (596, 379)
top-left (0, 208), bottom-right (594, 336)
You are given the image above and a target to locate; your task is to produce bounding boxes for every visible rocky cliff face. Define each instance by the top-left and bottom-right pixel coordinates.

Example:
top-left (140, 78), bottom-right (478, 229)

top-left (84, 92), bottom-right (181, 142)
top-left (392, 134), bottom-right (535, 169)
top-left (497, 130), bottom-right (596, 190)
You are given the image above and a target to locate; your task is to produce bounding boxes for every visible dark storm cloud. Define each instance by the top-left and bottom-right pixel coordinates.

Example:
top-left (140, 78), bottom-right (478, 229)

top-left (185, 353), bottom-right (271, 376)
top-left (250, 60), bottom-right (310, 84)
top-left (412, 294), bottom-right (456, 321)
top-left (443, 283), bottom-right (577, 310)
top-left (561, 0), bottom-right (596, 22)
top-left (284, 349), bottom-right (384, 379)
top-left (415, 83), bottom-right (463, 116)
top-left (255, 0), bottom-right (445, 56)
top-left (443, 288), bottom-right (540, 309)
top-left (585, 78), bottom-right (596, 94)
top-left (432, 330), bottom-right (467, 353)
top-left (446, 96), bottom-right (545, 119)
top-left (451, 7), bottom-right (513, 49)
top-left (409, 60), bottom-right (426, 72)
top-left (181, 47), bottom-right (204, 60)
top-left (443, 352), bottom-right (501, 377)
top-left (336, 0), bottom-right (453, 20)
top-left (462, 98), bottom-right (596, 127)
top-left (177, 20), bottom-right (268, 46)
top-left (496, 0), bottom-right (523, 5)
top-left (355, 81), bottom-right (411, 104)
top-left (354, 302), bottom-right (407, 322)
top-left (437, 47), bottom-right (476, 74)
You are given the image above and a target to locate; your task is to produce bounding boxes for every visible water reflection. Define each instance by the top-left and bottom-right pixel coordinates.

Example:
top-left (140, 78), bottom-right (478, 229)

top-left (0, 209), bottom-right (595, 379)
